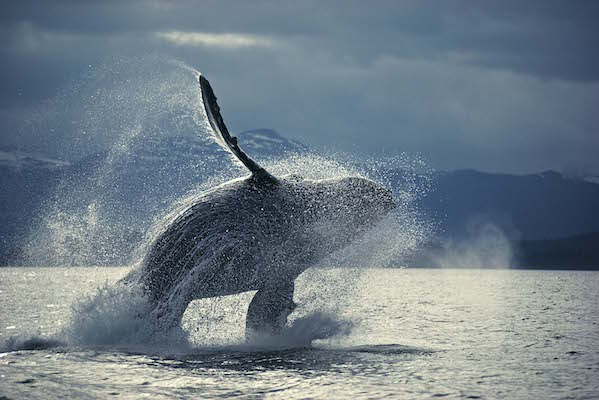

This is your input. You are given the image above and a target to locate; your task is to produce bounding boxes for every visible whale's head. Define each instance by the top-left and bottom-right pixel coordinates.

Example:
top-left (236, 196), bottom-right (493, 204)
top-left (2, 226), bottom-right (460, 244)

top-left (293, 176), bottom-right (396, 251)
top-left (329, 176), bottom-right (396, 224)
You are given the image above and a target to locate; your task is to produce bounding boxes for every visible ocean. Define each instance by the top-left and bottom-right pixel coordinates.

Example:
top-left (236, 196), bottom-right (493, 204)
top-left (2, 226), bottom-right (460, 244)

top-left (1, 267), bottom-right (597, 399)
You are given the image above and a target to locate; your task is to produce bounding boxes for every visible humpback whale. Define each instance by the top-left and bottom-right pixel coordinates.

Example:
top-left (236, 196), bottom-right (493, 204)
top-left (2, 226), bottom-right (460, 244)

top-left (125, 75), bottom-right (396, 339)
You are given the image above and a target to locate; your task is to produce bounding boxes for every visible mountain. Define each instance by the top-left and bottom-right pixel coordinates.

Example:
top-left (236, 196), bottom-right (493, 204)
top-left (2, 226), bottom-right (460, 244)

top-left (417, 169), bottom-right (599, 240)
top-left (513, 232), bottom-right (599, 269)
top-left (237, 129), bottom-right (309, 157)
top-left (583, 175), bottom-right (599, 185)
top-left (0, 148), bottom-right (70, 262)
top-left (0, 149), bottom-right (70, 170)
top-left (403, 232), bottom-right (599, 270)
top-left (1, 131), bottom-right (598, 266)
top-left (0, 130), bottom-right (308, 265)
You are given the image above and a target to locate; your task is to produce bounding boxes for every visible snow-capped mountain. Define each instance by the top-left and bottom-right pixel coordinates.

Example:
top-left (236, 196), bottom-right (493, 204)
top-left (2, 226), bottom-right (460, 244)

top-left (0, 148), bottom-right (70, 170)
top-left (1, 148), bottom-right (70, 264)
top-left (1, 131), bottom-right (599, 266)
top-left (237, 129), bottom-right (308, 157)
top-left (0, 129), bottom-right (308, 265)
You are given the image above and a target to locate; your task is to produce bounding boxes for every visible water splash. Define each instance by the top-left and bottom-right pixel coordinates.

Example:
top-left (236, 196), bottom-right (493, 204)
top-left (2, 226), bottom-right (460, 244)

top-left (22, 57), bottom-right (232, 266)
top-left (433, 221), bottom-right (514, 268)
top-left (12, 57), bottom-right (436, 351)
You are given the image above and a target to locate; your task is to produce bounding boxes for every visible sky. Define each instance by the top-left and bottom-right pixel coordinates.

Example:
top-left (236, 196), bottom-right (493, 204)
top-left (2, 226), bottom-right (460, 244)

top-left (1, 0), bottom-right (598, 174)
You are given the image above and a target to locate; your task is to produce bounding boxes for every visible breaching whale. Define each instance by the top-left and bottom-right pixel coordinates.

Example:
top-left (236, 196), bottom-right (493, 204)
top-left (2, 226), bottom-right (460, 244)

top-left (125, 75), bottom-right (396, 339)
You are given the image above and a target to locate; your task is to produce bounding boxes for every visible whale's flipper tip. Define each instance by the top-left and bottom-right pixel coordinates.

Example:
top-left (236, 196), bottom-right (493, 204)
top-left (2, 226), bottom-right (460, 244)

top-left (245, 281), bottom-right (296, 341)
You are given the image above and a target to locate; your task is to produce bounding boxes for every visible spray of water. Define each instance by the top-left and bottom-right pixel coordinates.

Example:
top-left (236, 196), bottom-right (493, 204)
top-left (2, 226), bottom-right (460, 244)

top-left (433, 221), bottom-right (514, 268)
top-left (10, 57), bottom-right (435, 351)
top-left (22, 56), bottom-right (230, 266)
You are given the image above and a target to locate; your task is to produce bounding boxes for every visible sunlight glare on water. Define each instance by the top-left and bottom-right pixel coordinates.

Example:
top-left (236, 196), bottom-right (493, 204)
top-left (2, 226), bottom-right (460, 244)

top-left (1, 267), bottom-right (598, 399)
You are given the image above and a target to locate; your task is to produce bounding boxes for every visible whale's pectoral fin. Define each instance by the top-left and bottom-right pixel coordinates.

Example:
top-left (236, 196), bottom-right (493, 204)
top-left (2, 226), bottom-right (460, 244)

top-left (199, 75), bottom-right (276, 182)
top-left (245, 281), bottom-right (296, 340)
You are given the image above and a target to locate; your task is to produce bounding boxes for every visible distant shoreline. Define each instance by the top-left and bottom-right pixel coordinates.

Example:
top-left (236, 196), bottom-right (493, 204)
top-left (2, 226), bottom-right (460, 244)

top-left (2, 232), bottom-right (598, 270)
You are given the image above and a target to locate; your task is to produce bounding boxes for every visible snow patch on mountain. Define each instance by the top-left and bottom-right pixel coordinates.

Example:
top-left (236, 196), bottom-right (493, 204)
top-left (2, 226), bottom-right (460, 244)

top-left (237, 129), bottom-right (308, 156)
top-left (0, 149), bottom-right (70, 170)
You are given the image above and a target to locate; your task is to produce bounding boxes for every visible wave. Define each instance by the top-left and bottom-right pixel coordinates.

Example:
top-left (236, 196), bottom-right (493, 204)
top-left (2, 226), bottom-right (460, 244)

top-left (2, 278), bottom-right (355, 355)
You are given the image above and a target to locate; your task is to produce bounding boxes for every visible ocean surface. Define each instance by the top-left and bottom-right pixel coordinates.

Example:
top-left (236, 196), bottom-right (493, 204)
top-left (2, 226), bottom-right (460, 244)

top-left (1, 267), bottom-right (597, 399)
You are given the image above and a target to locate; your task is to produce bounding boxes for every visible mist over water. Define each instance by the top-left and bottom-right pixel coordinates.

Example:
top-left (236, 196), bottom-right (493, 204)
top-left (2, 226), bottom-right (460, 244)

top-left (433, 221), bottom-right (514, 269)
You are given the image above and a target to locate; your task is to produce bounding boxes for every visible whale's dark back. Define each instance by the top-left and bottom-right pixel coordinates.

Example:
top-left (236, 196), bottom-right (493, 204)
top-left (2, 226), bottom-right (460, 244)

top-left (134, 174), bottom-right (395, 303)
top-left (138, 176), bottom-right (287, 301)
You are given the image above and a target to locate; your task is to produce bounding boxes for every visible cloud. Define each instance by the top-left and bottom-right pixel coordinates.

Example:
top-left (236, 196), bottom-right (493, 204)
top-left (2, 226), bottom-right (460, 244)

top-left (1, 1), bottom-right (598, 175)
top-left (155, 31), bottom-right (277, 49)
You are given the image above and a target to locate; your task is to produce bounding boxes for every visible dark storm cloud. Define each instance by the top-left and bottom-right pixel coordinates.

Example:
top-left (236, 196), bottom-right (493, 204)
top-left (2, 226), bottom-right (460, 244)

top-left (3, 1), bottom-right (598, 80)
top-left (1, 0), bottom-right (598, 174)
